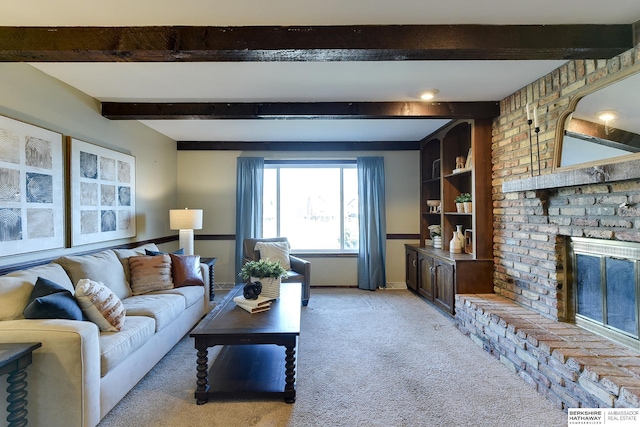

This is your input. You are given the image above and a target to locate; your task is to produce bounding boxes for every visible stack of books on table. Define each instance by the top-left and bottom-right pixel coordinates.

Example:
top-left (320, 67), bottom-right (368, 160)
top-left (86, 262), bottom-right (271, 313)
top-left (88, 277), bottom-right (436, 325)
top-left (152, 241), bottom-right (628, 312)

top-left (233, 295), bottom-right (274, 313)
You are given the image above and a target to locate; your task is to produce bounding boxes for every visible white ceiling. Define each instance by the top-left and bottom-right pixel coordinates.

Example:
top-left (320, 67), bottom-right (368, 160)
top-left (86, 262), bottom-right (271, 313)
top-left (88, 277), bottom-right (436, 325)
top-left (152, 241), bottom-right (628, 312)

top-left (5, 1), bottom-right (640, 143)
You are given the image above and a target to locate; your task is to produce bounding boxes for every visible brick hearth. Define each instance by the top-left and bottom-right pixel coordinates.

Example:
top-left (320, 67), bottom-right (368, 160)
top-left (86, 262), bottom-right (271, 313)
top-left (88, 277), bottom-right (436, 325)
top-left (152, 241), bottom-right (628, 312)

top-left (456, 294), bottom-right (640, 409)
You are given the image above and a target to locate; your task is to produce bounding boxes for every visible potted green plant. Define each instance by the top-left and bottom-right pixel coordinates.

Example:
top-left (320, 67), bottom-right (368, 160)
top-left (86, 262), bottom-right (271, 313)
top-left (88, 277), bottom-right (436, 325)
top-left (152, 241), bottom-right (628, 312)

top-left (239, 259), bottom-right (288, 299)
top-left (461, 193), bottom-right (473, 213)
top-left (454, 193), bottom-right (472, 213)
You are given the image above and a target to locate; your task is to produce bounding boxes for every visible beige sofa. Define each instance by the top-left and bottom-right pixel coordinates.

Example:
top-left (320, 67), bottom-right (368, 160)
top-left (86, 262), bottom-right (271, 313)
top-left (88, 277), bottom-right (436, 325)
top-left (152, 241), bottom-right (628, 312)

top-left (0, 243), bottom-right (209, 427)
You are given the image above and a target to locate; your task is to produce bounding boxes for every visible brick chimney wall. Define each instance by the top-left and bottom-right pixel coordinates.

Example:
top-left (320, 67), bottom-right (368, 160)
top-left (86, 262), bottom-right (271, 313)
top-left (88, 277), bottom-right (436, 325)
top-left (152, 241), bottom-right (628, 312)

top-left (492, 44), bottom-right (640, 321)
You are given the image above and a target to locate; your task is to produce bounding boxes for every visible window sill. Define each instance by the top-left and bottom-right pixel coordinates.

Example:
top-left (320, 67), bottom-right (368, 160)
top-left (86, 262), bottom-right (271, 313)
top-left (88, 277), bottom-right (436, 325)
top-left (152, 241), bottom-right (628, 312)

top-left (293, 252), bottom-right (358, 258)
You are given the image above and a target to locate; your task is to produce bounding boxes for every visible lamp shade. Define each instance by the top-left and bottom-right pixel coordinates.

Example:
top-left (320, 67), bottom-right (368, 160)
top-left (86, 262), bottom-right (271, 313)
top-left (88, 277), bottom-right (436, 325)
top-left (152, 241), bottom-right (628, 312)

top-left (170, 209), bottom-right (203, 230)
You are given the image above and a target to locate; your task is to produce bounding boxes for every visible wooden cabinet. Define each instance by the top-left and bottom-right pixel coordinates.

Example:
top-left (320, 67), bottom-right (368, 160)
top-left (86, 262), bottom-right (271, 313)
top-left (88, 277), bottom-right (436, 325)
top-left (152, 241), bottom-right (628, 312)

top-left (405, 247), bottom-right (418, 292)
top-left (418, 252), bottom-right (434, 301)
top-left (405, 244), bottom-right (494, 316)
top-left (409, 118), bottom-right (494, 316)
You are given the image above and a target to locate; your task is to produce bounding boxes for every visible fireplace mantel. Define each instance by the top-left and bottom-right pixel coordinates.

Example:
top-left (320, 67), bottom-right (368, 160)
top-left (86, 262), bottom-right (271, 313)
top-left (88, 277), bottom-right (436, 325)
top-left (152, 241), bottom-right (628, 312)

top-left (502, 157), bottom-right (640, 193)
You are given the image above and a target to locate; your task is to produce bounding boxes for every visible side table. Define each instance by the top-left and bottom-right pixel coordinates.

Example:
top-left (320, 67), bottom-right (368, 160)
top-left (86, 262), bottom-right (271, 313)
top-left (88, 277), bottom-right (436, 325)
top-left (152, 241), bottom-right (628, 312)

top-left (200, 257), bottom-right (217, 301)
top-left (0, 342), bottom-right (42, 427)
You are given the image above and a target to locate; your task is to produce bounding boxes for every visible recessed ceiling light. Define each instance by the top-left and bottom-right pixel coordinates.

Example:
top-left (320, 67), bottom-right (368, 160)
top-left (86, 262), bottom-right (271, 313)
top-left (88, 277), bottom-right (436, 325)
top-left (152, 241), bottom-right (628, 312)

top-left (419, 89), bottom-right (439, 100)
top-left (597, 110), bottom-right (617, 121)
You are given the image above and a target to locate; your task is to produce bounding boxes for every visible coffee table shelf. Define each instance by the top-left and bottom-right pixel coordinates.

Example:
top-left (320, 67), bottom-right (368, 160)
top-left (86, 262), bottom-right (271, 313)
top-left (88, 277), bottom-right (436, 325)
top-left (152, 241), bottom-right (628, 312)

top-left (205, 344), bottom-right (294, 400)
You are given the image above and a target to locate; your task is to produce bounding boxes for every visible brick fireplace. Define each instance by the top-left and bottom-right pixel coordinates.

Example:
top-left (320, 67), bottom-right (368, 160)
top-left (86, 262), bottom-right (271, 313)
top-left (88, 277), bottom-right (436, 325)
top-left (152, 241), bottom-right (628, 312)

top-left (455, 43), bottom-right (640, 410)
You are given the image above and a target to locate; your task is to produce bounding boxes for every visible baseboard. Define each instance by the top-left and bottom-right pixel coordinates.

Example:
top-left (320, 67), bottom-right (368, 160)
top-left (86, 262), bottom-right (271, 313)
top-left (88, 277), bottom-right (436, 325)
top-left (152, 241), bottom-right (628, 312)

top-left (215, 282), bottom-right (408, 291)
top-left (385, 282), bottom-right (408, 290)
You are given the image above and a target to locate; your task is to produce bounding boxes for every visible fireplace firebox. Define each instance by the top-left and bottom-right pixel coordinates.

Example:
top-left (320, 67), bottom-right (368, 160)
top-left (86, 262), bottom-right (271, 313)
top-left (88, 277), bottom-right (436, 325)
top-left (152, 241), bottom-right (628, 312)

top-left (568, 237), bottom-right (640, 351)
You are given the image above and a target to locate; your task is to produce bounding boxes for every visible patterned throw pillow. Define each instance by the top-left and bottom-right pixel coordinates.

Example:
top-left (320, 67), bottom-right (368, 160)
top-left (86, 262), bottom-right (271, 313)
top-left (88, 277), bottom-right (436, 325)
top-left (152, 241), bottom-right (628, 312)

top-left (128, 254), bottom-right (174, 295)
top-left (169, 253), bottom-right (205, 288)
top-left (254, 241), bottom-right (291, 270)
top-left (75, 279), bottom-right (126, 332)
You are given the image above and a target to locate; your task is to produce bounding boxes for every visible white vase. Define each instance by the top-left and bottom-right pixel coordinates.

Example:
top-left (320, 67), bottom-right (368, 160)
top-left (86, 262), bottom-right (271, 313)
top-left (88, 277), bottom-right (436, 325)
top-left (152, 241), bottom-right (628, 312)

top-left (456, 225), bottom-right (465, 250)
top-left (450, 231), bottom-right (462, 254)
top-left (252, 276), bottom-right (281, 299)
top-left (433, 236), bottom-right (442, 249)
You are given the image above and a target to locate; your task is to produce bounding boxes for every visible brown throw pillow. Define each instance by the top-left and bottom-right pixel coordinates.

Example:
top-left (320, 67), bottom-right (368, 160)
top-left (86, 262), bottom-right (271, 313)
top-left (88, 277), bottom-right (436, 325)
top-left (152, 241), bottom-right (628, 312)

top-left (169, 254), bottom-right (205, 288)
top-left (129, 254), bottom-right (174, 295)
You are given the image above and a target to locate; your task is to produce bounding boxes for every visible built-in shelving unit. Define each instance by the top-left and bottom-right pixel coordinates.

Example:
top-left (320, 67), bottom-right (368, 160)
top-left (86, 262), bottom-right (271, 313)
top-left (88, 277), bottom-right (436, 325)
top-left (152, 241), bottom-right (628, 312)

top-left (408, 118), bottom-right (494, 316)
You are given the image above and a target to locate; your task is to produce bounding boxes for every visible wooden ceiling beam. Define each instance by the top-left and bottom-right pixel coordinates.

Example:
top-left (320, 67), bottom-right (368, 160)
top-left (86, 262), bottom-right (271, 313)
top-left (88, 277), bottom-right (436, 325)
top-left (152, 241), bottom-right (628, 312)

top-left (0, 24), bottom-right (632, 62)
top-left (177, 141), bottom-right (420, 151)
top-left (102, 101), bottom-right (499, 120)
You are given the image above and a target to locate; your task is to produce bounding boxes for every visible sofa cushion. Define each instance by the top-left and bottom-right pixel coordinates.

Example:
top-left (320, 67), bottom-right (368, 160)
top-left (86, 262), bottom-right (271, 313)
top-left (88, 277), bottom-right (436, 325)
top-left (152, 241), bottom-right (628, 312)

top-left (0, 263), bottom-right (74, 321)
top-left (255, 241), bottom-right (291, 270)
top-left (99, 315), bottom-right (155, 376)
top-left (121, 293), bottom-right (185, 332)
top-left (169, 253), bottom-right (205, 287)
top-left (56, 250), bottom-right (130, 300)
top-left (23, 277), bottom-right (85, 321)
top-left (75, 279), bottom-right (126, 332)
top-left (128, 254), bottom-right (173, 295)
top-left (152, 285), bottom-right (204, 309)
top-left (113, 243), bottom-right (160, 283)
top-left (0, 277), bottom-right (34, 320)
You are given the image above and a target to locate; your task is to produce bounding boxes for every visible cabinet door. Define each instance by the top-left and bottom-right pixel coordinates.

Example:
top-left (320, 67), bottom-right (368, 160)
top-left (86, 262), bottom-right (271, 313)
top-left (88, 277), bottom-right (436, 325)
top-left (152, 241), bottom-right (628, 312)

top-left (406, 248), bottom-right (418, 291)
top-left (434, 261), bottom-right (455, 314)
top-left (418, 254), bottom-right (434, 301)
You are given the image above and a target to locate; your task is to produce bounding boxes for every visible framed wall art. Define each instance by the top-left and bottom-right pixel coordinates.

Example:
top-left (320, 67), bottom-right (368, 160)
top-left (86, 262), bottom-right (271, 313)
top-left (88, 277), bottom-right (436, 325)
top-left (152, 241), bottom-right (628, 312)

top-left (0, 115), bottom-right (65, 257)
top-left (69, 137), bottom-right (136, 246)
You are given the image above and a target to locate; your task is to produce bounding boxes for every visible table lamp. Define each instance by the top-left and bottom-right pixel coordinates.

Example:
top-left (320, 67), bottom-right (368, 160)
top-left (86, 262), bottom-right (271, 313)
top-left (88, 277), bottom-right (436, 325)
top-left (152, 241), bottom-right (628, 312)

top-left (169, 208), bottom-right (203, 256)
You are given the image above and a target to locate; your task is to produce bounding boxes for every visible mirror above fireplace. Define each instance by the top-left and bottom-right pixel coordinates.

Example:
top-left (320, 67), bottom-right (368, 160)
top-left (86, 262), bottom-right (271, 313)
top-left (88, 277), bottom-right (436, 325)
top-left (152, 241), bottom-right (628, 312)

top-left (554, 63), bottom-right (640, 171)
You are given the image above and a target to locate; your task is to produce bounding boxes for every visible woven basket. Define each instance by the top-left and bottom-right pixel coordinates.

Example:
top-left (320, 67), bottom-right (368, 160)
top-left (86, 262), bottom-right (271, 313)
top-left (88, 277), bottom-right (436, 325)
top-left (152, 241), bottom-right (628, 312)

top-left (251, 276), bottom-right (281, 299)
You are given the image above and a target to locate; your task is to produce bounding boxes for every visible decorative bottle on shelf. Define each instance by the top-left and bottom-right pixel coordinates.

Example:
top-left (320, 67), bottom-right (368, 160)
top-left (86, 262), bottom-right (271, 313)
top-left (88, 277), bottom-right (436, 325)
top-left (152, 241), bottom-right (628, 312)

top-left (456, 225), bottom-right (465, 251)
top-left (450, 231), bottom-right (462, 253)
top-left (433, 235), bottom-right (442, 249)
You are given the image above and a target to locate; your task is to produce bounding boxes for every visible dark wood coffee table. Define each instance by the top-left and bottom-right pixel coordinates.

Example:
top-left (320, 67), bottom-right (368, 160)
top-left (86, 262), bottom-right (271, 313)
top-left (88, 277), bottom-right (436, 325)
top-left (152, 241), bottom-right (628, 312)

top-left (190, 282), bottom-right (301, 404)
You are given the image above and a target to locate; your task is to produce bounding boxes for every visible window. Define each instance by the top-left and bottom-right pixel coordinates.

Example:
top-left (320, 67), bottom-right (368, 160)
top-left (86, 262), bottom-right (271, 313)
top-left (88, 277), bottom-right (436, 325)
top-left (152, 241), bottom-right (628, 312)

top-left (263, 161), bottom-right (358, 252)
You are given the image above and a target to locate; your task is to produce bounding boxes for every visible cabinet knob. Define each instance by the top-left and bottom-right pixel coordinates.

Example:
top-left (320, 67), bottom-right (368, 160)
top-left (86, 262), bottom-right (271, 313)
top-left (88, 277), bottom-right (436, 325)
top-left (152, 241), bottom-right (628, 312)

top-left (412, 260), bottom-right (417, 267)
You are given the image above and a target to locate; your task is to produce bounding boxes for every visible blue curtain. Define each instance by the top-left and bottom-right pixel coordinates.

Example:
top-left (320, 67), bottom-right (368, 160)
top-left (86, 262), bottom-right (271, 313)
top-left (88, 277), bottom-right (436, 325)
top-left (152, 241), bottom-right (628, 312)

top-left (235, 157), bottom-right (264, 278)
top-left (357, 157), bottom-right (387, 290)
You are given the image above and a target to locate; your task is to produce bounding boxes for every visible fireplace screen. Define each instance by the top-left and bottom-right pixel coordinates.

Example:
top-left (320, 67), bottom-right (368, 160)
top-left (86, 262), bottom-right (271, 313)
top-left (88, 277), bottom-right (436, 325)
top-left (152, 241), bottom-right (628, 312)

top-left (571, 238), bottom-right (640, 343)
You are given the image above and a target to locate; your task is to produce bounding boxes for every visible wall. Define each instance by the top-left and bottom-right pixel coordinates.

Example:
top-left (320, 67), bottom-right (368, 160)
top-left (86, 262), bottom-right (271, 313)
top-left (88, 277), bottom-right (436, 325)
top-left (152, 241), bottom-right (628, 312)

top-left (176, 150), bottom-right (420, 286)
top-left (493, 44), bottom-right (640, 320)
top-left (0, 64), bottom-right (178, 267)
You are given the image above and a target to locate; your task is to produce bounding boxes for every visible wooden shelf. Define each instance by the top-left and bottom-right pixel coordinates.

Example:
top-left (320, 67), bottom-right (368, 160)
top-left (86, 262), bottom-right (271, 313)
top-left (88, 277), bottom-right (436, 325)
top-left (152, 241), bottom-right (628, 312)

top-left (445, 168), bottom-right (472, 178)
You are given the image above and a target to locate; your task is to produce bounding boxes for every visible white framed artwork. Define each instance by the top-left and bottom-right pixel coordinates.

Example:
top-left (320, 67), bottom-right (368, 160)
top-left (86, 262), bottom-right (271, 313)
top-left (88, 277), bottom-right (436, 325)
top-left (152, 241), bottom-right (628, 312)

top-left (0, 115), bottom-right (64, 256)
top-left (69, 137), bottom-right (136, 246)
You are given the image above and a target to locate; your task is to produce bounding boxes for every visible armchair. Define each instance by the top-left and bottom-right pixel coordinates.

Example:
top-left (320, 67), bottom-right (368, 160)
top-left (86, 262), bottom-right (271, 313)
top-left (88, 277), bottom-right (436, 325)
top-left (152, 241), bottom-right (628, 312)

top-left (243, 237), bottom-right (311, 306)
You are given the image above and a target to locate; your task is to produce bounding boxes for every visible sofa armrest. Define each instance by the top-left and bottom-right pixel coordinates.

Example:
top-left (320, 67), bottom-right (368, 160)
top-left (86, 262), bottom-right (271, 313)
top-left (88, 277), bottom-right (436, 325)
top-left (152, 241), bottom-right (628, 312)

top-left (0, 319), bottom-right (101, 427)
top-left (198, 263), bottom-right (210, 303)
top-left (290, 255), bottom-right (310, 275)
top-left (290, 255), bottom-right (311, 305)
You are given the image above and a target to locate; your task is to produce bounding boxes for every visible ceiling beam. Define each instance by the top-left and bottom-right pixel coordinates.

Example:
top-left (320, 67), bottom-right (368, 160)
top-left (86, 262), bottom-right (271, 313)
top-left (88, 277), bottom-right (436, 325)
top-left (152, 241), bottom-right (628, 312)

top-left (177, 141), bottom-right (420, 151)
top-left (102, 101), bottom-right (499, 120)
top-left (0, 24), bottom-right (632, 62)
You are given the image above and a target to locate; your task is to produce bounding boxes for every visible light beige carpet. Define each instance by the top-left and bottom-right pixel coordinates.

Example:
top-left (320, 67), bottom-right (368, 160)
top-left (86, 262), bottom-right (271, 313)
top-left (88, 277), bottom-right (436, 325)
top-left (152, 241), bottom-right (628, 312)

top-left (98, 288), bottom-right (568, 427)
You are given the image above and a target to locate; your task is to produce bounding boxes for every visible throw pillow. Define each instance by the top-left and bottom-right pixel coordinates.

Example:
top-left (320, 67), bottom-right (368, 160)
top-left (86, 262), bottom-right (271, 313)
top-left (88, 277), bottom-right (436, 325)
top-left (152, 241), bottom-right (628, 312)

top-left (75, 279), bottom-right (126, 332)
top-left (113, 243), bottom-right (160, 283)
top-left (128, 254), bottom-right (174, 295)
top-left (145, 248), bottom-right (184, 256)
top-left (169, 253), bottom-right (205, 288)
top-left (23, 277), bottom-right (86, 321)
top-left (254, 241), bottom-right (291, 270)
